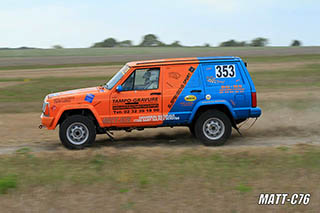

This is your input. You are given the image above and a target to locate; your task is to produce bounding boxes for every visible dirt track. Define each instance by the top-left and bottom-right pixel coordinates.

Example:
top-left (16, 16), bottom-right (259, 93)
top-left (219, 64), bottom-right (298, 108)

top-left (1, 90), bottom-right (319, 154)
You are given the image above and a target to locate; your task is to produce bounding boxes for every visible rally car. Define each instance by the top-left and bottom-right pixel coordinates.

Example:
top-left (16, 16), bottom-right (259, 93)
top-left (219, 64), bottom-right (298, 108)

top-left (40, 57), bottom-right (261, 149)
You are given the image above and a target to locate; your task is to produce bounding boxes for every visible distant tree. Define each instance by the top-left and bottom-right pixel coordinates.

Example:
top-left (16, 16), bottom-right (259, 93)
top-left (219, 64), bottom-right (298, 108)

top-left (118, 40), bottom-right (132, 47)
top-left (102, 38), bottom-right (117, 47)
top-left (52, 45), bottom-right (63, 49)
top-left (291, 40), bottom-right (302, 46)
top-left (204, 43), bottom-right (211, 47)
top-left (169, 41), bottom-right (182, 47)
top-left (219, 40), bottom-right (247, 47)
top-left (92, 37), bottom-right (118, 48)
top-left (250, 37), bottom-right (268, 47)
top-left (139, 34), bottom-right (163, 47)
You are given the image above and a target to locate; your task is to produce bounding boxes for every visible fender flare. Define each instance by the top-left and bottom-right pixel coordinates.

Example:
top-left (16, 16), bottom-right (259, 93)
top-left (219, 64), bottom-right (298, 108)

top-left (188, 100), bottom-right (236, 124)
top-left (51, 104), bottom-right (103, 129)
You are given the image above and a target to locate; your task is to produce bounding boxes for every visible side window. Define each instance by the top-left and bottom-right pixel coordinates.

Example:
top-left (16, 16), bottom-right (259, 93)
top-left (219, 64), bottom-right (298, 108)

top-left (121, 68), bottom-right (160, 91)
top-left (121, 71), bottom-right (134, 91)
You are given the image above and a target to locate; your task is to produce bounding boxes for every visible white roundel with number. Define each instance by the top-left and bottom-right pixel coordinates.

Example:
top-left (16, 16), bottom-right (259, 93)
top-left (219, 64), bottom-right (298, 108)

top-left (215, 65), bottom-right (236, 78)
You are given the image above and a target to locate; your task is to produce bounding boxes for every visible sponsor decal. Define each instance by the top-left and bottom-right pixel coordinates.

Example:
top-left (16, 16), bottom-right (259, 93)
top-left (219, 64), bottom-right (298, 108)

top-left (84, 94), bottom-right (95, 103)
top-left (53, 96), bottom-right (75, 104)
top-left (113, 97), bottom-right (158, 104)
top-left (102, 117), bottom-right (131, 124)
top-left (184, 95), bottom-right (197, 102)
top-left (112, 97), bottom-right (160, 114)
top-left (206, 76), bottom-right (225, 84)
top-left (219, 85), bottom-right (244, 94)
top-left (133, 114), bottom-right (180, 122)
top-left (180, 102), bottom-right (194, 106)
top-left (166, 82), bottom-right (173, 88)
top-left (206, 94), bottom-right (211, 100)
top-left (169, 72), bottom-right (181, 79)
top-left (202, 100), bottom-right (226, 104)
top-left (189, 66), bottom-right (195, 72)
top-left (168, 66), bottom-right (195, 109)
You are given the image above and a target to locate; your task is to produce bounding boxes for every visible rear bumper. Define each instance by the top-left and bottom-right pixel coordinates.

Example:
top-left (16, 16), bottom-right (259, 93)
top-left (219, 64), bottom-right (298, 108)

top-left (40, 113), bottom-right (55, 129)
top-left (250, 107), bottom-right (262, 118)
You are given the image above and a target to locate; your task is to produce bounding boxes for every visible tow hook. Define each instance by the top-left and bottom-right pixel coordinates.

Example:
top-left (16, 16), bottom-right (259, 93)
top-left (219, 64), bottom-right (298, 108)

top-left (39, 125), bottom-right (44, 129)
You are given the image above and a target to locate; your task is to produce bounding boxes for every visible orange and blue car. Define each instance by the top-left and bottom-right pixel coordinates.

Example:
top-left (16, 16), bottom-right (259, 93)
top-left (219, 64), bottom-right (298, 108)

top-left (40, 57), bottom-right (261, 149)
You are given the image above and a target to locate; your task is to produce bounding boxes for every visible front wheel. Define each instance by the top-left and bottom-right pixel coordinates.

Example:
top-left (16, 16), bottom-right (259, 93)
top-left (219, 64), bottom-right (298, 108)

top-left (59, 115), bottom-right (96, 149)
top-left (194, 110), bottom-right (232, 146)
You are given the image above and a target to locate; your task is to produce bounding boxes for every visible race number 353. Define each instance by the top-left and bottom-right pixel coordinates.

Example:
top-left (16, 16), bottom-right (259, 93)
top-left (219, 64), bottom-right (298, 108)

top-left (215, 65), bottom-right (236, 78)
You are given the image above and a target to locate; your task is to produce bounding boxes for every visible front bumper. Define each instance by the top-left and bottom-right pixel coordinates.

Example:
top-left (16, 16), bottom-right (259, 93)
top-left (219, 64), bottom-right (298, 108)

top-left (40, 113), bottom-right (55, 129)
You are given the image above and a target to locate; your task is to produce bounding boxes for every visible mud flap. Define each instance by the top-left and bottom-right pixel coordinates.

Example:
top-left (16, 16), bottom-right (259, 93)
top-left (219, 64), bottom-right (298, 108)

top-left (231, 117), bottom-right (242, 136)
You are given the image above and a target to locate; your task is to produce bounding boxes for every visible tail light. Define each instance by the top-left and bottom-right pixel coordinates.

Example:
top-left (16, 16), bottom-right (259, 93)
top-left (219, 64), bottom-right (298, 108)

top-left (251, 92), bottom-right (257, 108)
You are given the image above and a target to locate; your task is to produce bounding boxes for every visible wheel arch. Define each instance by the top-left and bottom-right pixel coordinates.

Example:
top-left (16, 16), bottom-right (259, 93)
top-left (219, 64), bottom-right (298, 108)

top-left (189, 102), bottom-right (237, 128)
top-left (53, 106), bottom-right (102, 129)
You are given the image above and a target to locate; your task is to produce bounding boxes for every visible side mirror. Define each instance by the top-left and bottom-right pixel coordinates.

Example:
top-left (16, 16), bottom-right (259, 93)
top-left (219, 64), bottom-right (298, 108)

top-left (116, 85), bottom-right (123, 92)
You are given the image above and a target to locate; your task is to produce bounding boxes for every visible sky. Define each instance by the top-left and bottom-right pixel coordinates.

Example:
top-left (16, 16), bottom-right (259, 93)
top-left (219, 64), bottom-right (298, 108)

top-left (1, 0), bottom-right (319, 48)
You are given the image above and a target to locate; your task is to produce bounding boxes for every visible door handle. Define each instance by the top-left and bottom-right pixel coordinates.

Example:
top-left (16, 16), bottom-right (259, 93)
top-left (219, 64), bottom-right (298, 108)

top-left (150, 92), bottom-right (161, 95)
top-left (191, 90), bottom-right (202, 93)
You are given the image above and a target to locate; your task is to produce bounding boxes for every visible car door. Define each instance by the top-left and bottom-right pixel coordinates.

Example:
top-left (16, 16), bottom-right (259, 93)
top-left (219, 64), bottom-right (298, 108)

top-left (110, 67), bottom-right (163, 127)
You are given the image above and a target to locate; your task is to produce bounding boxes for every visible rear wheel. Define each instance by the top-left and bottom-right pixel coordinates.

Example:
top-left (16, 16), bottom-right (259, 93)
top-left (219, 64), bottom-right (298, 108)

top-left (59, 115), bottom-right (96, 149)
top-left (194, 110), bottom-right (231, 146)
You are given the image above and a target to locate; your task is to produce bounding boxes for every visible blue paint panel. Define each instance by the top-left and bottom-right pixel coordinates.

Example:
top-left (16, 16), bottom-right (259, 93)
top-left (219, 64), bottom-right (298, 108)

top-left (163, 57), bottom-right (261, 126)
top-left (163, 65), bottom-right (204, 125)
top-left (85, 93), bottom-right (95, 103)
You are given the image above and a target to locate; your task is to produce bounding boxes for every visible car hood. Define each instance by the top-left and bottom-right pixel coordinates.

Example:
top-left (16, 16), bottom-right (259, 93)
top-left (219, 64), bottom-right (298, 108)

top-left (46, 87), bottom-right (104, 100)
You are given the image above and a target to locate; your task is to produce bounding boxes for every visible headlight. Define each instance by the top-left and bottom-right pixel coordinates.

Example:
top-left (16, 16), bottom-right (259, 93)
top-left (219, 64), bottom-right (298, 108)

top-left (42, 101), bottom-right (49, 116)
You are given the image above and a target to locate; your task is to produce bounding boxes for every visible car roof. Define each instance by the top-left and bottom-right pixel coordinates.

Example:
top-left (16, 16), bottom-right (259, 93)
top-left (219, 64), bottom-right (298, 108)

top-left (127, 56), bottom-right (241, 67)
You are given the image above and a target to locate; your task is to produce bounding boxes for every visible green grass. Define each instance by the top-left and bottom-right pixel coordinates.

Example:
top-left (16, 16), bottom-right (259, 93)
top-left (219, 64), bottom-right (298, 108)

top-left (0, 175), bottom-right (17, 194)
top-left (0, 47), bottom-right (285, 58)
top-left (0, 76), bottom-right (110, 102)
top-left (0, 145), bottom-right (319, 195)
top-left (235, 184), bottom-right (252, 193)
top-left (243, 54), bottom-right (320, 63)
top-left (252, 64), bottom-right (320, 90)
top-left (0, 62), bottom-right (125, 71)
top-left (0, 76), bottom-right (111, 113)
top-left (1, 60), bottom-right (319, 113)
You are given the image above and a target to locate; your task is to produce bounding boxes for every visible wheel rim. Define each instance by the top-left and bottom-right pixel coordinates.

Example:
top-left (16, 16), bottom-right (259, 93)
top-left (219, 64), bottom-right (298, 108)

top-left (202, 118), bottom-right (225, 140)
top-left (66, 122), bottom-right (89, 145)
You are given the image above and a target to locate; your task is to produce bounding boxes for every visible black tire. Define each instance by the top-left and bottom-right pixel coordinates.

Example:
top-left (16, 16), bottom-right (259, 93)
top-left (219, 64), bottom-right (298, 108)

top-left (194, 110), bottom-right (232, 146)
top-left (59, 115), bottom-right (96, 149)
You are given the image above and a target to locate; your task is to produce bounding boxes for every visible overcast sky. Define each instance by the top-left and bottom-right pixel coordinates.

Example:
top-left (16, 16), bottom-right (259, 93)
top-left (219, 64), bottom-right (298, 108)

top-left (1, 0), bottom-right (319, 48)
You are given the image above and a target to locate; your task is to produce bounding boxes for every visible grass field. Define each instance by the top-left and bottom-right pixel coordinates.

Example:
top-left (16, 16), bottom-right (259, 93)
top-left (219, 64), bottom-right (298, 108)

top-left (0, 47), bottom-right (320, 212)
top-left (0, 145), bottom-right (319, 212)
top-left (1, 54), bottom-right (320, 113)
top-left (2, 47), bottom-right (319, 58)
top-left (1, 46), bottom-right (320, 69)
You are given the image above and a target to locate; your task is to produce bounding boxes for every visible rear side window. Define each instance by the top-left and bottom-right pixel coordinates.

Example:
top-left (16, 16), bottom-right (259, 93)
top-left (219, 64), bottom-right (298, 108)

top-left (202, 63), bottom-right (243, 86)
top-left (122, 68), bottom-right (160, 91)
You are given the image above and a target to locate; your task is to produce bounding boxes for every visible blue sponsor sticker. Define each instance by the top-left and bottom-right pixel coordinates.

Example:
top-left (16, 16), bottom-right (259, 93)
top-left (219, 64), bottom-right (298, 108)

top-left (85, 93), bottom-right (95, 103)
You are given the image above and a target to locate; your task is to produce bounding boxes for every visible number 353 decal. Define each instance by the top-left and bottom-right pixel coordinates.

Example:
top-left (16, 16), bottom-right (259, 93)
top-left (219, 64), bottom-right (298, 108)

top-left (215, 65), bottom-right (236, 78)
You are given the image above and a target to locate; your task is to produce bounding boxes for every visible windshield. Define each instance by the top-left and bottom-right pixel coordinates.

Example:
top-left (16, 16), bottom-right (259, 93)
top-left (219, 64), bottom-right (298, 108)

top-left (105, 65), bottom-right (130, 89)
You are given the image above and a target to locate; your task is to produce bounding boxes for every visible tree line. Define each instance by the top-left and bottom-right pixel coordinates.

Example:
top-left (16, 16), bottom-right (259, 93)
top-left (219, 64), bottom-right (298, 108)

top-left (89, 34), bottom-right (302, 48)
